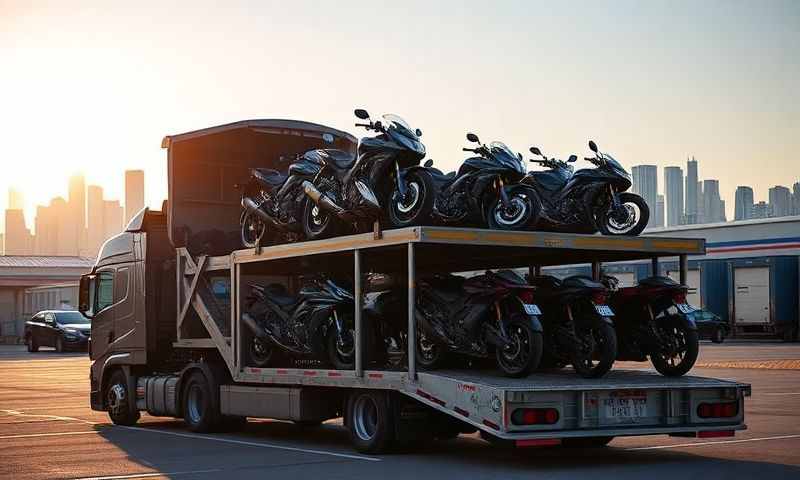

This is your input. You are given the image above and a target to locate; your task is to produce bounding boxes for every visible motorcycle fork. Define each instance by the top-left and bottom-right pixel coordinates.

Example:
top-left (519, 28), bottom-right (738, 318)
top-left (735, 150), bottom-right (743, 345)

top-left (494, 301), bottom-right (509, 339)
top-left (496, 177), bottom-right (511, 208)
top-left (394, 161), bottom-right (407, 197)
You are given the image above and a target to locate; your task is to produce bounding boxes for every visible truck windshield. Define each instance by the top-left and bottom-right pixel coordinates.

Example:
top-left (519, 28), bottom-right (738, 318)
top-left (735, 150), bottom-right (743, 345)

top-left (56, 311), bottom-right (91, 325)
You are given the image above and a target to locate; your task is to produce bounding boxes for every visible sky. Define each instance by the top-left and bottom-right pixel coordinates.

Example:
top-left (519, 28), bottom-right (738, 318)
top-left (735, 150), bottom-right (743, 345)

top-left (1, 0), bottom-right (798, 232)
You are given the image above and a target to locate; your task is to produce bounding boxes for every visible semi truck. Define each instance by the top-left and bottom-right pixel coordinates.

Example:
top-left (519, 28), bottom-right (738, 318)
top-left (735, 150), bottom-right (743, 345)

top-left (78, 119), bottom-right (750, 453)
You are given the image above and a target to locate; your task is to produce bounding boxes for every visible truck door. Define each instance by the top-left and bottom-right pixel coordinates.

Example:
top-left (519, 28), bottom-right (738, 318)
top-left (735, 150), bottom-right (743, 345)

top-left (89, 270), bottom-right (116, 360)
top-left (734, 267), bottom-right (770, 324)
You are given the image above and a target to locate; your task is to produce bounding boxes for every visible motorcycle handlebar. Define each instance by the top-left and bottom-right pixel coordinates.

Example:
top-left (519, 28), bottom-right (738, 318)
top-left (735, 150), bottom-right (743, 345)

top-left (355, 123), bottom-right (371, 128)
top-left (463, 147), bottom-right (474, 152)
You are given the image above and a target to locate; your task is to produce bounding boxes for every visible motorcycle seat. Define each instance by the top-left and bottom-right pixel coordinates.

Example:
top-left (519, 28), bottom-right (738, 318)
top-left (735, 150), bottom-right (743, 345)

top-left (317, 149), bottom-right (356, 171)
top-left (530, 170), bottom-right (570, 192)
top-left (253, 168), bottom-right (287, 187)
top-left (561, 275), bottom-right (605, 290)
top-left (637, 276), bottom-right (681, 288)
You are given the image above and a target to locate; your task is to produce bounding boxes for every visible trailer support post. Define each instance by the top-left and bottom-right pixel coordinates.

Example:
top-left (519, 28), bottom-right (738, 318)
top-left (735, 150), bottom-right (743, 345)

top-left (354, 249), bottom-right (363, 378)
top-left (408, 242), bottom-right (417, 382)
top-left (679, 254), bottom-right (688, 285)
top-left (528, 265), bottom-right (541, 282)
top-left (652, 257), bottom-right (660, 276)
top-left (591, 261), bottom-right (601, 281)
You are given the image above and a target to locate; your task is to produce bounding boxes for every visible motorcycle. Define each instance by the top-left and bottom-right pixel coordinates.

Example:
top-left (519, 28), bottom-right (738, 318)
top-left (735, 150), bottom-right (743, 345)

top-left (602, 275), bottom-right (700, 377)
top-left (523, 140), bottom-right (649, 236)
top-left (241, 277), bottom-right (357, 370)
top-left (362, 273), bottom-right (409, 369)
top-left (239, 152), bottom-right (324, 247)
top-left (301, 109), bottom-right (428, 240)
top-left (528, 275), bottom-right (618, 378)
top-left (414, 270), bottom-right (544, 377)
top-left (389, 133), bottom-right (540, 230)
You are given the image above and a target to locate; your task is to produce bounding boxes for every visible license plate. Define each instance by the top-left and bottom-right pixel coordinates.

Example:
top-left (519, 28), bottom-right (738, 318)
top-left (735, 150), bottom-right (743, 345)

top-left (523, 303), bottom-right (542, 315)
top-left (594, 304), bottom-right (614, 316)
top-left (676, 303), bottom-right (695, 314)
top-left (602, 390), bottom-right (649, 424)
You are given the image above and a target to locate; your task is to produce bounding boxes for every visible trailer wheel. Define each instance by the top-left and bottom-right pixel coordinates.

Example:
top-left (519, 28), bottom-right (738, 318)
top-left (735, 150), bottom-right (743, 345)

top-left (105, 370), bottom-right (140, 426)
top-left (562, 436), bottom-right (614, 448)
top-left (183, 371), bottom-right (221, 432)
top-left (346, 391), bottom-right (394, 454)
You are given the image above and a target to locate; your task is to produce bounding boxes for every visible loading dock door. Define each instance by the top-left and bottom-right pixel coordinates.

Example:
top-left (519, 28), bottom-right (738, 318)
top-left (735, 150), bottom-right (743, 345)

top-left (668, 269), bottom-right (701, 307)
top-left (734, 267), bottom-right (770, 324)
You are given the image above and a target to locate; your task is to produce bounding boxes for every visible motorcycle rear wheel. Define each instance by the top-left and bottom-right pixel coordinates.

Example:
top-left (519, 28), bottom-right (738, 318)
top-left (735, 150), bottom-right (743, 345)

top-left (486, 185), bottom-right (540, 231)
top-left (327, 322), bottom-right (356, 370)
top-left (240, 210), bottom-right (267, 248)
top-left (249, 336), bottom-right (274, 368)
top-left (495, 318), bottom-right (543, 377)
top-left (596, 192), bottom-right (649, 236)
top-left (416, 331), bottom-right (444, 370)
top-left (650, 323), bottom-right (699, 377)
top-left (571, 322), bottom-right (617, 378)
top-left (388, 170), bottom-right (435, 227)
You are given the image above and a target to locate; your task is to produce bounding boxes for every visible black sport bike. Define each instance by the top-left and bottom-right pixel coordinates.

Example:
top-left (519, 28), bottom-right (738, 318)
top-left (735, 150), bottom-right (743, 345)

top-left (241, 277), bottom-right (356, 370)
top-left (301, 109), bottom-right (428, 240)
top-left (415, 270), bottom-right (544, 377)
top-left (523, 141), bottom-right (649, 236)
top-left (389, 133), bottom-right (540, 231)
top-left (528, 275), bottom-right (618, 378)
top-left (239, 152), bottom-right (323, 247)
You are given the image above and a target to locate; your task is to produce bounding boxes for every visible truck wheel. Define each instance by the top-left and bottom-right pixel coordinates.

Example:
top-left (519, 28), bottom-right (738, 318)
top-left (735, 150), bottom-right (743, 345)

top-left (346, 390), bottom-right (394, 454)
top-left (106, 370), bottom-right (140, 426)
top-left (183, 371), bottom-right (221, 432)
top-left (26, 335), bottom-right (38, 352)
top-left (711, 327), bottom-right (725, 344)
top-left (562, 436), bottom-right (614, 448)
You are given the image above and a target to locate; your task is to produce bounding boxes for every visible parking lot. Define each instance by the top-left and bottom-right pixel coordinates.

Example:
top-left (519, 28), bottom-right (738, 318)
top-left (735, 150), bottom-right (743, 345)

top-left (1, 341), bottom-right (798, 480)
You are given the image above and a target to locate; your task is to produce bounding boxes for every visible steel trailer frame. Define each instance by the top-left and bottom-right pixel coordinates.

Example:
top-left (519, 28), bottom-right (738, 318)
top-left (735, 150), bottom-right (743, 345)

top-left (174, 226), bottom-right (749, 441)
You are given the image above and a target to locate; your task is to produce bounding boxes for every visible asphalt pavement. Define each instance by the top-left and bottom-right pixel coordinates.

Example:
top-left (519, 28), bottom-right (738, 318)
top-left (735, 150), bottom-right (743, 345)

top-left (1, 341), bottom-right (798, 479)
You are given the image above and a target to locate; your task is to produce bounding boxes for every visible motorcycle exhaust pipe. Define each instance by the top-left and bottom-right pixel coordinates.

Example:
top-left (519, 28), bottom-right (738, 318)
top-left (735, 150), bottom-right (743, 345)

top-left (302, 181), bottom-right (354, 220)
top-left (241, 312), bottom-right (267, 338)
top-left (242, 197), bottom-right (281, 227)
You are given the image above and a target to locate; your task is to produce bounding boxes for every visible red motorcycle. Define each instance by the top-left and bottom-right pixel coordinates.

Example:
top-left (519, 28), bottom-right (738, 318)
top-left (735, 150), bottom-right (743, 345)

top-left (603, 275), bottom-right (700, 377)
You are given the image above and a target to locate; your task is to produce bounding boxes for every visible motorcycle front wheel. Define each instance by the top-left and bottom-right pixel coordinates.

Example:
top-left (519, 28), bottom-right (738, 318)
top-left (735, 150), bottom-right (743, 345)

top-left (388, 170), bottom-right (435, 227)
top-left (596, 192), bottom-right (649, 236)
top-left (241, 209), bottom-right (267, 248)
top-left (495, 318), bottom-right (543, 377)
top-left (416, 331), bottom-right (444, 370)
top-left (650, 322), bottom-right (699, 377)
top-left (302, 197), bottom-right (339, 241)
top-left (485, 185), bottom-right (540, 231)
top-left (327, 325), bottom-right (356, 370)
top-left (571, 322), bottom-right (617, 378)
top-left (249, 336), bottom-right (274, 367)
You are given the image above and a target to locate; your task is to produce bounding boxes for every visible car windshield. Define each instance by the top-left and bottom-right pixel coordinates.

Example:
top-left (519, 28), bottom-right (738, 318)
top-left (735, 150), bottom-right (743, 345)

top-left (382, 114), bottom-right (416, 138)
top-left (56, 311), bottom-right (90, 325)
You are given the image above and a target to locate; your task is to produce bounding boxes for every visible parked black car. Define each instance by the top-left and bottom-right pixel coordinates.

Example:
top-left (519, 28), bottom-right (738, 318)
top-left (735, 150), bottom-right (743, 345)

top-left (690, 309), bottom-right (730, 343)
top-left (24, 310), bottom-right (91, 352)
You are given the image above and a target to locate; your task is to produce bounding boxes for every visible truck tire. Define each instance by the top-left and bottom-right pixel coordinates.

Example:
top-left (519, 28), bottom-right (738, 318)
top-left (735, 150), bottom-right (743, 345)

top-left (562, 436), bottom-right (614, 448)
top-left (26, 335), bottom-right (38, 352)
top-left (106, 370), bottom-right (140, 426)
top-left (183, 371), bottom-right (222, 432)
top-left (346, 390), bottom-right (394, 454)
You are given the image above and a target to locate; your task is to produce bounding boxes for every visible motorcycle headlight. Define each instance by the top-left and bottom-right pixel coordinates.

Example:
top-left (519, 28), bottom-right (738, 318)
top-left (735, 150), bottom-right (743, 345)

top-left (396, 134), bottom-right (426, 156)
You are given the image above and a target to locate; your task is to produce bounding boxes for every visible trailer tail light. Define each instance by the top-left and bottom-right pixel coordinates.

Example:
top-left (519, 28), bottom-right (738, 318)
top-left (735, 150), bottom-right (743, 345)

top-left (591, 292), bottom-right (607, 305)
top-left (697, 401), bottom-right (738, 419)
top-left (510, 408), bottom-right (559, 426)
top-left (518, 290), bottom-right (536, 304)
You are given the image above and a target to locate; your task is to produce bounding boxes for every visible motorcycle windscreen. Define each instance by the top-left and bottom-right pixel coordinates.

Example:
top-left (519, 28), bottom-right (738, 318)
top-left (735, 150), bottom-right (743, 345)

top-left (164, 120), bottom-right (357, 255)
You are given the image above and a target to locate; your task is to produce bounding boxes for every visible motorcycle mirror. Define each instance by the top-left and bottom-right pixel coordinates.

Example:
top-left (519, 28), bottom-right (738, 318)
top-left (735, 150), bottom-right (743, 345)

top-left (588, 140), bottom-right (598, 153)
top-left (354, 109), bottom-right (370, 120)
top-left (517, 153), bottom-right (523, 161)
top-left (466, 132), bottom-right (480, 143)
top-left (568, 154), bottom-right (577, 162)
top-left (415, 128), bottom-right (423, 137)
top-left (530, 147), bottom-right (542, 156)
top-left (424, 159), bottom-right (433, 167)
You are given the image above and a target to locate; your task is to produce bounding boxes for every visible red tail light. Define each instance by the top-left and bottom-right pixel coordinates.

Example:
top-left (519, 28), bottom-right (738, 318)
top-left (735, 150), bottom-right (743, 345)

top-left (518, 290), bottom-right (535, 304)
top-left (697, 401), bottom-right (738, 419)
top-left (673, 291), bottom-right (687, 304)
top-left (511, 408), bottom-right (560, 426)
top-left (591, 292), bottom-right (607, 304)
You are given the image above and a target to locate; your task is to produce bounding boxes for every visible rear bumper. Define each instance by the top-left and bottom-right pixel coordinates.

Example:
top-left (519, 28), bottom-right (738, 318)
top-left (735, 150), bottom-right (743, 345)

top-left (489, 422), bottom-right (747, 441)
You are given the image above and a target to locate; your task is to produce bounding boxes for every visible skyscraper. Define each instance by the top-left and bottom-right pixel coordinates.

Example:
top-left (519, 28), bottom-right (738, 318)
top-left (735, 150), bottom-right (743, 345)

top-left (792, 182), bottom-right (800, 215)
top-left (664, 166), bottom-right (684, 226)
top-left (696, 181), bottom-right (704, 223)
top-left (632, 165), bottom-right (658, 228)
top-left (752, 201), bottom-right (771, 219)
top-left (4, 209), bottom-right (32, 255)
top-left (87, 185), bottom-right (105, 256)
top-left (125, 170), bottom-right (145, 225)
top-left (34, 204), bottom-right (57, 255)
top-left (104, 200), bottom-right (124, 241)
top-left (703, 179), bottom-right (723, 223)
top-left (685, 157), bottom-right (698, 224)
top-left (67, 174), bottom-right (86, 256)
top-left (734, 186), bottom-right (754, 221)
top-left (769, 186), bottom-right (791, 217)
top-left (655, 194), bottom-right (665, 228)
top-left (8, 188), bottom-right (24, 210)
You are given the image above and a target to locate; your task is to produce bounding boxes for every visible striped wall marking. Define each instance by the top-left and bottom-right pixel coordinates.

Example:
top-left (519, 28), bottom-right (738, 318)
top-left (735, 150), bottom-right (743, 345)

top-left (707, 243), bottom-right (800, 254)
top-left (276, 369), bottom-right (289, 375)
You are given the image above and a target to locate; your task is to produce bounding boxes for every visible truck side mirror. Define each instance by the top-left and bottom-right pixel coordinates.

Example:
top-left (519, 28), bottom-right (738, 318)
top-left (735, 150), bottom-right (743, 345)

top-left (79, 274), bottom-right (96, 318)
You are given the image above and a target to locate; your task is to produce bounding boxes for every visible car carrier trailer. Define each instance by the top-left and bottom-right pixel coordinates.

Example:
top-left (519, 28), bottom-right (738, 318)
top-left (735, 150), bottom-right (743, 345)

top-left (80, 212), bottom-right (750, 454)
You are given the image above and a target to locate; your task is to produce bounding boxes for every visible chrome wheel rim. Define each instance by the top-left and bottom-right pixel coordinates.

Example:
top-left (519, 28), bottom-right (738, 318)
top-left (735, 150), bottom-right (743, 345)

top-left (606, 203), bottom-right (639, 234)
top-left (107, 383), bottom-right (126, 416)
top-left (353, 396), bottom-right (379, 441)
top-left (187, 385), bottom-right (204, 424)
top-left (396, 182), bottom-right (421, 214)
top-left (494, 196), bottom-right (528, 226)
